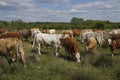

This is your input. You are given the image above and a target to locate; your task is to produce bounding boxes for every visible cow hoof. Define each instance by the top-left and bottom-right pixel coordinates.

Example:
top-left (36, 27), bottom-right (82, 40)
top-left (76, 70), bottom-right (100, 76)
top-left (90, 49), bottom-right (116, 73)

top-left (55, 53), bottom-right (59, 56)
top-left (24, 65), bottom-right (27, 68)
top-left (77, 59), bottom-right (81, 62)
top-left (38, 53), bottom-right (41, 55)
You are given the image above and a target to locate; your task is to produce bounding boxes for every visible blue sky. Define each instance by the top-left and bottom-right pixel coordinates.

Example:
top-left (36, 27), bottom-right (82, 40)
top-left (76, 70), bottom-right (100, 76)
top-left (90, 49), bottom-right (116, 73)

top-left (0, 0), bottom-right (120, 22)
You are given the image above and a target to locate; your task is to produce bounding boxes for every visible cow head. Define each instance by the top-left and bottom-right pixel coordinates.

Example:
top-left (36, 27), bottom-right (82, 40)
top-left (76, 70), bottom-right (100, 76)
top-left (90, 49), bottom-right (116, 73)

top-left (107, 38), bottom-right (112, 45)
top-left (79, 35), bottom-right (85, 43)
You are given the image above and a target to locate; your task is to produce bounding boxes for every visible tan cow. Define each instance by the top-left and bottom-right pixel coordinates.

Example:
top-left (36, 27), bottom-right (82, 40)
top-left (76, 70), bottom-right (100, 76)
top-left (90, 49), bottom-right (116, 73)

top-left (85, 37), bottom-right (97, 52)
top-left (0, 38), bottom-right (26, 68)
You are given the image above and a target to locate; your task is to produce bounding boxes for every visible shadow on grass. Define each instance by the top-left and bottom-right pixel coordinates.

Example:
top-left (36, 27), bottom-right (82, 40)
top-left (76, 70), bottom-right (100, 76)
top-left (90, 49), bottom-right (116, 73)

top-left (30, 49), bottom-right (49, 55)
top-left (58, 54), bottom-right (77, 62)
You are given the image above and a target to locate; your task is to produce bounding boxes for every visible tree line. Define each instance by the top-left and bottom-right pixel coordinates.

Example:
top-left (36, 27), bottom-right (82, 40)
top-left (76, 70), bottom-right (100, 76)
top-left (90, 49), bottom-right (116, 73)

top-left (0, 17), bottom-right (120, 31)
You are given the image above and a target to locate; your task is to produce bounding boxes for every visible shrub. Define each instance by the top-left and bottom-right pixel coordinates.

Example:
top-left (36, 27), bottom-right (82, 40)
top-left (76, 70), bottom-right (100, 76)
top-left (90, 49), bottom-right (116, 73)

top-left (91, 54), bottom-right (113, 68)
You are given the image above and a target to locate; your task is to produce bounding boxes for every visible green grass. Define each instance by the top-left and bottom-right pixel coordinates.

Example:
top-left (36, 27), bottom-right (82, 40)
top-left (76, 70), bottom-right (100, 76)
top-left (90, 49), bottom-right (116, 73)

top-left (0, 37), bottom-right (120, 80)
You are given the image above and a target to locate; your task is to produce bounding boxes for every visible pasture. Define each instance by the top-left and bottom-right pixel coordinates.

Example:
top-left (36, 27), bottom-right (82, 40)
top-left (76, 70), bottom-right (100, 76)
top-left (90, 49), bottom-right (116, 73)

top-left (0, 30), bottom-right (120, 80)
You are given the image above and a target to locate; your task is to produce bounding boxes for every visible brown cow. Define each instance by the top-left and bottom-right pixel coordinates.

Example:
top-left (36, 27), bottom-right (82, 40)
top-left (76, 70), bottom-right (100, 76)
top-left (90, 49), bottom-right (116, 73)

top-left (108, 38), bottom-right (120, 57)
top-left (61, 36), bottom-right (80, 62)
top-left (92, 29), bottom-right (103, 32)
top-left (72, 29), bottom-right (81, 36)
top-left (18, 29), bottom-right (31, 41)
top-left (42, 29), bottom-right (50, 34)
top-left (62, 30), bottom-right (73, 37)
top-left (0, 32), bottom-right (20, 39)
top-left (110, 33), bottom-right (120, 40)
top-left (0, 28), bottom-right (7, 34)
top-left (0, 38), bottom-right (26, 67)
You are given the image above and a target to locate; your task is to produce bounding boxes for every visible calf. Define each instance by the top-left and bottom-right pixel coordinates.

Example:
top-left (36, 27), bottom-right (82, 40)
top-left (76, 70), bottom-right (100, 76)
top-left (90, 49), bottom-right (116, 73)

top-left (61, 36), bottom-right (80, 62)
top-left (0, 38), bottom-right (26, 67)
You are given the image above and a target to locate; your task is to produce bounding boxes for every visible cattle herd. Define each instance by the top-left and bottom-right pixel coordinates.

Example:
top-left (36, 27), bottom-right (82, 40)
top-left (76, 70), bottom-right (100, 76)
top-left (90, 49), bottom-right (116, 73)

top-left (0, 28), bottom-right (120, 68)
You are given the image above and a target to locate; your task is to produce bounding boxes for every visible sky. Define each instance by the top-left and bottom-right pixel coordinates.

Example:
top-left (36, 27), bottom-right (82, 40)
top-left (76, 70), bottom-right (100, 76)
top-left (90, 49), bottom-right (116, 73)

top-left (0, 0), bottom-right (120, 22)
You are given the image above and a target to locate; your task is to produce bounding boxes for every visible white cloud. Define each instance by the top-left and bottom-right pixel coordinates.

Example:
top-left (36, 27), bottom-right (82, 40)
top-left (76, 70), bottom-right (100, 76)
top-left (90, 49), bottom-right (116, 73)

top-left (0, 1), bottom-right (7, 6)
top-left (0, 0), bottom-right (119, 22)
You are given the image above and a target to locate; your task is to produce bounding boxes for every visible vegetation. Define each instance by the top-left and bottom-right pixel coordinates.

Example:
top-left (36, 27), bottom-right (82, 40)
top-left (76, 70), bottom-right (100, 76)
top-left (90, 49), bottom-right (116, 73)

top-left (0, 17), bottom-right (120, 30)
top-left (0, 38), bottom-right (120, 80)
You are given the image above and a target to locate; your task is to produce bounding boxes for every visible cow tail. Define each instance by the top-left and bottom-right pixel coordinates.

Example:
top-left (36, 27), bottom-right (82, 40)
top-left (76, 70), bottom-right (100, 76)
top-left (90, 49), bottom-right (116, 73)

top-left (32, 35), bottom-right (36, 48)
top-left (16, 42), bottom-right (19, 59)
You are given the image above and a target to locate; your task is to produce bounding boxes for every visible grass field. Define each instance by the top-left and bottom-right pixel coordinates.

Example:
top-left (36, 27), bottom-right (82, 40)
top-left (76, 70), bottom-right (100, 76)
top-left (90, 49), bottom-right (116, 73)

top-left (0, 35), bottom-right (120, 80)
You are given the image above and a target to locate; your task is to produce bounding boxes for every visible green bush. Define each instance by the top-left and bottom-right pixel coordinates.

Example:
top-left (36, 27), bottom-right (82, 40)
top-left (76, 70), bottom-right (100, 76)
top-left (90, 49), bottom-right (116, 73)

top-left (91, 54), bottom-right (113, 68)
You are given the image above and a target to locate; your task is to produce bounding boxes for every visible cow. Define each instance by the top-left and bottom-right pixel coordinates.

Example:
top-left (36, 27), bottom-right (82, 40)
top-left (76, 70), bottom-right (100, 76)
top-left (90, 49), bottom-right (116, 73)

top-left (79, 31), bottom-right (104, 47)
top-left (62, 30), bottom-right (73, 37)
top-left (32, 32), bottom-right (62, 56)
top-left (85, 37), bottom-right (97, 52)
top-left (49, 29), bottom-right (56, 34)
top-left (80, 29), bottom-right (93, 36)
top-left (109, 29), bottom-right (120, 35)
top-left (79, 29), bottom-right (93, 42)
top-left (42, 29), bottom-right (50, 34)
top-left (92, 29), bottom-right (103, 32)
top-left (60, 36), bottom-right (80, 62)
top-left (110, 33), bottom-right (120, 40)
top-left (0, 28), bottom-right (7, 34)
top-left (18, 29), bottom-right (31, 41)
top-left (72, 29), bottom-right (81, 36)
top-left (30, 28), bottom-right (41, 42)
top-left (0, 38), bottom-right (26, 68)
top-left (30, 28), bottom-right (40, 37)
top-left (108, 38), bottom-right (120, 57)
top-left (42, 29), bottom-right (56, 34)
top-left (0, 32), bottom-right (20, 39)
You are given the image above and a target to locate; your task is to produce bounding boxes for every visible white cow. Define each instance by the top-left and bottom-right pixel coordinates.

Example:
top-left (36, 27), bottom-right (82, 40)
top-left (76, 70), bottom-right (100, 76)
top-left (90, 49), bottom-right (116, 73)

top-left (30, 28), bottom-right (41, 38)
top-left (49, 29), bottom-right (56, 34)
top-left (109, 29), bottom-right (120, 35)
top-left (32, 32), bottom-right (62, 56)
top-left (80, 32), bottom-right (104, 47)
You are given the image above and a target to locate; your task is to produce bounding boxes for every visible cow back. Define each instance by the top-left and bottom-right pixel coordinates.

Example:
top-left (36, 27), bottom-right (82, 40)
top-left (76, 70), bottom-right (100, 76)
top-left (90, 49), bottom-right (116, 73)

top-left (0, 32), bottom-right (20, 39)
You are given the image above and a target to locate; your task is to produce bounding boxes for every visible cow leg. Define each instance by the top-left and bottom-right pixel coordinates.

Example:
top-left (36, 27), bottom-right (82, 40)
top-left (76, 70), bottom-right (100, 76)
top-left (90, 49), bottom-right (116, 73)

top-left (32, 36), bottom-right (36, 48)
top-left (75, 52), bottom-right (80, 62)
top-left (18, 48), bottom-right (26, 68)
top-left (85, 46), bottom-right (89, 52)
top-left (37, 43), bottom-right (41, 55)
top-left (52, 43), bottom-right (59, 56)
top-left (55, 44), bottom-right (59, 56)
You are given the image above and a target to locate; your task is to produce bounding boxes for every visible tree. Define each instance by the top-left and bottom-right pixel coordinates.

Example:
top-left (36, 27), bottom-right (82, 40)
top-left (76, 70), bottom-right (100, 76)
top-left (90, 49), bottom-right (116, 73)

top-left (93, 21), bottom-right (105, 29)
top-left (71, 17), bottom-right (84, 25)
